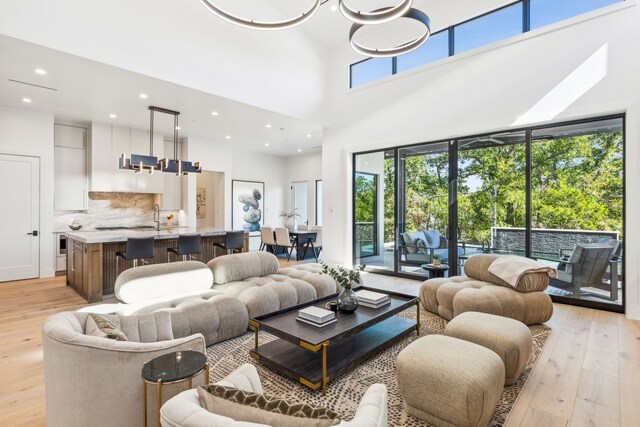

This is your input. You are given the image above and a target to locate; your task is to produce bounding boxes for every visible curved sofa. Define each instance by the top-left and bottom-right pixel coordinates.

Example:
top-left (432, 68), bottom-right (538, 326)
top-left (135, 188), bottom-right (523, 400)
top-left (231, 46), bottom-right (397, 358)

top-left (43, 311), bottom-right (206, 427)
top-left (420, 254), bottom-right (553, 325)
top-left (161, 363), bottom-right (389, 427)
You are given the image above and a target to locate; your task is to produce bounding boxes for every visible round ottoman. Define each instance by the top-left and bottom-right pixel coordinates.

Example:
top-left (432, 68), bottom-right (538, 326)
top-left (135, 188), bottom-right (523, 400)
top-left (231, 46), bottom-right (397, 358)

top-left (396, 335), bottom-right (505, 427)
top-left (445, 311), bottom-right (533, 385)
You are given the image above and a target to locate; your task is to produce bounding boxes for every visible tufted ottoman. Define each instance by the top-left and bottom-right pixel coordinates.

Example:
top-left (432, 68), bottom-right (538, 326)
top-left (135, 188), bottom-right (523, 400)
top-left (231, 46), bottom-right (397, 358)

top-left (397, 335), bottom-right (505, 427)
top-left (445, 311), bottom-right (532, 385)
top-left (420, 254), bottom-right (554, 326)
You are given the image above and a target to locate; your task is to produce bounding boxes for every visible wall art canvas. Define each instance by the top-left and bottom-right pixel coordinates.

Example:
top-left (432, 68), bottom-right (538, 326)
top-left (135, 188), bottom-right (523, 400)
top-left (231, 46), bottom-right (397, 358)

top-left (196, 187), bottom-right (206, 218)
top-left (232, 180), bottom-right (264, 232)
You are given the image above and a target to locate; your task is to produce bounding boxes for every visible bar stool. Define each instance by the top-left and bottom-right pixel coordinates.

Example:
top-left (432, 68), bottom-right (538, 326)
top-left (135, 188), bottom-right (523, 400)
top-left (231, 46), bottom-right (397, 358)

top-left (115, 237), bottom-right (155, 276)
top-left (213, 230), bottom-right (245, 256)
top-left (167, 234), bottom-right (202, 262)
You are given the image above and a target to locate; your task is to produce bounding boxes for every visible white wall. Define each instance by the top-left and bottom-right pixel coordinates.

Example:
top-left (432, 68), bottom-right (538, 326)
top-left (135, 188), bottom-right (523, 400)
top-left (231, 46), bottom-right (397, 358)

top-left (285, 151), bottom-right (323, 226)
top-left (183, 137), bottom-right (289, 235)
top-left (321, 3), bottom-right (640, 318)
top-left (0, 106), bottom-right (55, 278)
top-left (232, 149), bottom-right (288, 229)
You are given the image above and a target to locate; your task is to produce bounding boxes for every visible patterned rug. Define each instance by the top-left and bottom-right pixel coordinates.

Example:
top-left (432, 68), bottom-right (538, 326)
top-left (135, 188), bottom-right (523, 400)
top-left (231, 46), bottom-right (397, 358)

top-left (206, 307), bottom-right (550, 426)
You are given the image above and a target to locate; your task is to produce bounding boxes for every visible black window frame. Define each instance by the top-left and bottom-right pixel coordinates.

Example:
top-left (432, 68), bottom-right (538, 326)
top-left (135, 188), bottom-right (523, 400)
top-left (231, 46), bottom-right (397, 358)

top-left (351, 113), bottom-right (626, 314)
top-left (348, 0), bottom-right (624, 88)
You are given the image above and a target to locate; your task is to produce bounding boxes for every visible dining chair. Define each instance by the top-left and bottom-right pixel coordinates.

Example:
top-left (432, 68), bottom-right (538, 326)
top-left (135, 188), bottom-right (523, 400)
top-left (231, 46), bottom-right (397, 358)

top-left (274, 227), bottom-right (296, 262)
top-left (296, 224), bottom-right (308, 231)
top-left (259, 226), bottom-right (276, 252)
top-left (304, 225), bottom-right (322, 262)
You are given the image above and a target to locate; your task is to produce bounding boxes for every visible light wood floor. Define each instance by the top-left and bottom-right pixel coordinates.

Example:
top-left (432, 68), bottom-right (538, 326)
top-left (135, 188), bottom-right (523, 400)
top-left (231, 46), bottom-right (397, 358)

top-left (1, 269), bottom-right (639, 427)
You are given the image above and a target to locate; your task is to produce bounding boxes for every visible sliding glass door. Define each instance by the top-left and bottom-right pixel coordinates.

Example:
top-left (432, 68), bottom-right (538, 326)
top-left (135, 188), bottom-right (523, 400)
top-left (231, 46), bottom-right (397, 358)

top-left (530, 118), bottom-right (624, 307)
top-left (353, 150), bottom-right (396, 272)
top-left (457, 132), bottom-right (527, 273)
top-left (352, 115), bottom-right (625, 312)
top-left (398, 142), bottom-right (449, 277)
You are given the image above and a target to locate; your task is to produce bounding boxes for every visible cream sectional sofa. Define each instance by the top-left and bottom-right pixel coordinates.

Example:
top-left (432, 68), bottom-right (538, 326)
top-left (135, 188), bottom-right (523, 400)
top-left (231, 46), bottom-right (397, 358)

top-left (207, 252), bottom-right (336, 319)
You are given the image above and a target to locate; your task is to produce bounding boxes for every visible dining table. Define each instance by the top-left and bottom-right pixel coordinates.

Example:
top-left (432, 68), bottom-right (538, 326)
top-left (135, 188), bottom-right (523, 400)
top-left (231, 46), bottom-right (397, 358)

top-left (286, 230), bottom-right (318, 261)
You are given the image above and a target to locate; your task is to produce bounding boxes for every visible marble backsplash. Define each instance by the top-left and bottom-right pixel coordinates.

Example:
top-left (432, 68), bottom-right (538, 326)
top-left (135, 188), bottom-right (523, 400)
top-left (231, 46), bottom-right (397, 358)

top-left (54, 192), bottom-right (182, 231)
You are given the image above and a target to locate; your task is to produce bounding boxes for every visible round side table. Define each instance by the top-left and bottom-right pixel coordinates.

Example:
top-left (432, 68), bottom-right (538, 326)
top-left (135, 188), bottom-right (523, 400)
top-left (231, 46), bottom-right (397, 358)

top-left (421, 263), bottom-right (449, 279)
top-left (142, 350), bottom-right (209, 427)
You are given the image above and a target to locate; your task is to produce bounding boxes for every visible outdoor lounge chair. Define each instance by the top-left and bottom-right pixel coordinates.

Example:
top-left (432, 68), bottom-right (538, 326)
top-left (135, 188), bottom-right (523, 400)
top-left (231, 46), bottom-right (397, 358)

top-left (550, 243), bottom-right (618, 300)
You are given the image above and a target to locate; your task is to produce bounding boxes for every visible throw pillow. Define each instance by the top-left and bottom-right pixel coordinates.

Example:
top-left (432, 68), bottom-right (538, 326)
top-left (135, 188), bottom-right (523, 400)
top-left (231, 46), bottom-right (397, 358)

top-left (85, 314), bottom-right (128, 341)
top-left (198, 385), bottom-right (340, 427)
top-left (423, 230), bottom-right (441, 249)
top-left (416, 238), bottom-right (429, 254)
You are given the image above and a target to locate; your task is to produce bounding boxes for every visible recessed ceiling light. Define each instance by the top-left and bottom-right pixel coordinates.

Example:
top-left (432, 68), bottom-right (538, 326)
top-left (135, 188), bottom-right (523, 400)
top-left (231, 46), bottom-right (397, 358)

top-left (139, 93), bottom-right (148, 99)
top-left (175, 126), bottom-right (181, 130)
top-left (306, 134), bottom-right (312, 138)
top-left (21, 97), bottom-right (32, 103)
top-left (330, 4), bottom-right (338, 12)
top-left (225, 135), bottom-right (231, 139)
top-left (265, 143), bottom-right (270, 147)
top-left (297, 149), bottom-right (302, 152)
top-left (211, 111), bottom-right (219, 116)
top-left (34, 68), bottom-right (47, 75)
top-left (265, 124), bottom-right (272, 128)
top-left (109, 113), bottom-right (117, 119)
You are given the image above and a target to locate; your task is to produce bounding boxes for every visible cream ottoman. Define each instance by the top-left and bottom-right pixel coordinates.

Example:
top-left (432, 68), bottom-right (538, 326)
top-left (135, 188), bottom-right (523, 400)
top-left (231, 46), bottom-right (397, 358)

top-left (445, 311), bottom-right (533, 386)
top-left (396, 335), bottom-right (505, 427)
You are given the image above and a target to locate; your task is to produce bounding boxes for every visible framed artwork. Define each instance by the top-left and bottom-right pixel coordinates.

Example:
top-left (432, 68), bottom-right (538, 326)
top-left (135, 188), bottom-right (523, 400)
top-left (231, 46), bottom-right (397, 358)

top-left (231, 180), bottom-right (264, 232)
top-left (196, 187), bottom-right (206, 218)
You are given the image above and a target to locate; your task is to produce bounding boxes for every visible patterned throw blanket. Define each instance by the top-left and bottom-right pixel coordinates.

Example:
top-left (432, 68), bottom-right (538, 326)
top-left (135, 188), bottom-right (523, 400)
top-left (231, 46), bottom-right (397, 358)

top-left (488, 255), bottom-right (557, 288)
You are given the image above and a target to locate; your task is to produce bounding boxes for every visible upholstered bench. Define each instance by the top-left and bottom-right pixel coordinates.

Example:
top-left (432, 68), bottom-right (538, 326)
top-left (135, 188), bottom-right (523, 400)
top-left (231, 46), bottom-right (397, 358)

top-left (208, 252), bottom-right (337, 319)
top-left (396, 335), bottom-right (505, 427)
top-left (420, 254), bottom-right (554, 325)
top-left (445, 311), bottom-right (533, 385)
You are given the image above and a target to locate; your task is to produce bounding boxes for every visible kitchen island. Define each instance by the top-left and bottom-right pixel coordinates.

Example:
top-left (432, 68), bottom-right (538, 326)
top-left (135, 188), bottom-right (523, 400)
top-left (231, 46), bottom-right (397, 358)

top-left (65, 227), bottom-right (249, 302)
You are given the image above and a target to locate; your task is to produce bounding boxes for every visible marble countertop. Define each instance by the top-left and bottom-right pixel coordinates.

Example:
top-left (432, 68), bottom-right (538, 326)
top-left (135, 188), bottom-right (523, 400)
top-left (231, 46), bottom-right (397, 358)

top-left (65, 227), bottom-right (244, 244)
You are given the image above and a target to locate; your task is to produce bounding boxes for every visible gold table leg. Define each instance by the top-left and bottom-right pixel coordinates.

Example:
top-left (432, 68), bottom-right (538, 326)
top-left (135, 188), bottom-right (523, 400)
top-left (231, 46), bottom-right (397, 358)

top-left (143, 380), bottom-right (147, 427)
top-left (157, 379), bottom-right (162, 427)
top-left (321, 342), bottom-right (329, 396)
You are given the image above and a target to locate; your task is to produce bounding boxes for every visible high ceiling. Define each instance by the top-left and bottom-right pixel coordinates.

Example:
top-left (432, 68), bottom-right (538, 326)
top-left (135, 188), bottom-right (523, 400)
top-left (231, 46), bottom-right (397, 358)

top-left (0, 35), bottom-right (323, 156)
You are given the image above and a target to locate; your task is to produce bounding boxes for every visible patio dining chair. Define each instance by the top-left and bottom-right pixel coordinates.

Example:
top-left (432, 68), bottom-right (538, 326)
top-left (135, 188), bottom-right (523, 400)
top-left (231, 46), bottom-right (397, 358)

top-left (550, 243), bottom-right (615, 299)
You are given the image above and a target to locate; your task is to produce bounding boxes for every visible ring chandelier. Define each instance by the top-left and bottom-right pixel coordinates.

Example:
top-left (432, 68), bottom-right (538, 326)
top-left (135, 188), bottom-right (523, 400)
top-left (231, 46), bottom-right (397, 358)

top-left (198, 0), bottom-right (431, 57)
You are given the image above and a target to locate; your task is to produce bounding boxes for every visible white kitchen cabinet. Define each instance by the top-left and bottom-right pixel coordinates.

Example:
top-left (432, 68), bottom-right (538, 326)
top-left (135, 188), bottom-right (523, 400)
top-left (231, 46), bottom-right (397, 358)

top-left (161, 139), bottom-right (182, 209)
top-left (54, 124), bottom-right (87, 211)
top-left (89, 123), bottom-right (165, 193)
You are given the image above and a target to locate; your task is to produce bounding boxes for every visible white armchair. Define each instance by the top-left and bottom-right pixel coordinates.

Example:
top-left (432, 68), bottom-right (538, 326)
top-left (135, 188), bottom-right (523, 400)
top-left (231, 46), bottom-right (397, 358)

top-left (43, 311), bottom-right (206, 427)
top-left (161, 364), bottom-right (388, 427)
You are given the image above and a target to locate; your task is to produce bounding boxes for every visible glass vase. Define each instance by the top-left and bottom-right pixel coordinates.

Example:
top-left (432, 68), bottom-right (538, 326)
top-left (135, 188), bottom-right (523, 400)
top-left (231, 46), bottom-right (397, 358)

top-left (337, 287), bottom-right (359, 314)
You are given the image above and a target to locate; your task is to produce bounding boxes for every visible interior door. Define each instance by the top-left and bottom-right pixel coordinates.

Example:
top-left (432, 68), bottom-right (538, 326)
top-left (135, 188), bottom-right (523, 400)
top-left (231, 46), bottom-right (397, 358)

top-left (291, 181), bottom-right (308, 226)
top-left (0, 154), bottom-right (40, 281)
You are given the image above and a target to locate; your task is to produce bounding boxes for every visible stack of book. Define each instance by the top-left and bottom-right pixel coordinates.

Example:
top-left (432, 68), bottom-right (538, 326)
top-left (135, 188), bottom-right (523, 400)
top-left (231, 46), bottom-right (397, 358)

top-left (356, 290), bottom-right (391, 309)
top-left (296, 306), bottom-right (337, 327)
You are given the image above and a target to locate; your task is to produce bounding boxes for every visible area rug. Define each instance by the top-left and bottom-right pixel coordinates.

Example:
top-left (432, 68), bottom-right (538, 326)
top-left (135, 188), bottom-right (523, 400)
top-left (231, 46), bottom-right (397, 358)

top-left (206, 307), bottom-right (550, 426)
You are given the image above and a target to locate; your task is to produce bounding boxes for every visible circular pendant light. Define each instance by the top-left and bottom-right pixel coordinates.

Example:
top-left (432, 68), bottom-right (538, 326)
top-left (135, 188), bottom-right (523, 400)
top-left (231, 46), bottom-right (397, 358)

top-left (349, 7), bottom-right (431, 57)
top-left (198, 0), bottom-right (322, 31)
top-left (339, 0), bottom-right (413, 25)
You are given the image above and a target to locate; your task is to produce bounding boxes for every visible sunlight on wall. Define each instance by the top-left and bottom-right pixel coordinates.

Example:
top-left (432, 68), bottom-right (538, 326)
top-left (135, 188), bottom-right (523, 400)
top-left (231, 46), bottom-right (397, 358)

top-left (512, 43), bottom-right (608, 126)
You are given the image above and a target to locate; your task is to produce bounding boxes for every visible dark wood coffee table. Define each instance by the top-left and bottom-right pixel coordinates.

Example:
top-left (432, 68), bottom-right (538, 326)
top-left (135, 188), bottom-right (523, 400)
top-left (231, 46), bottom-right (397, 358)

top-left (248, 287), bottom-right (419, 395)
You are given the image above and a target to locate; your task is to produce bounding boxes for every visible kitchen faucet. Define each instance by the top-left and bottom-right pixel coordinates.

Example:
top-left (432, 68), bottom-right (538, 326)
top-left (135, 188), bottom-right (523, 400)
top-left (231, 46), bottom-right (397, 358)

top-left (153, 204), bottom-right (161, 231)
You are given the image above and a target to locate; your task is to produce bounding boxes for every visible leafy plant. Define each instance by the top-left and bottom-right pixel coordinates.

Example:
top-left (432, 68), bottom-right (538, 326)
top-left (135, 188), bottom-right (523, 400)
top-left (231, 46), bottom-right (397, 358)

top-left (431, 253), bottom-right (440, 260)
top-left (320, 263), bottom-right (365, 290)
top-left (279, 209), bottom-right (301, 220)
